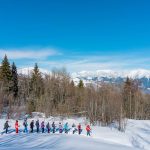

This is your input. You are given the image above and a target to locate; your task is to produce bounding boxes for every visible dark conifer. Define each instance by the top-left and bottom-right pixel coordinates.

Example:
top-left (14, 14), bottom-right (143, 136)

top-left (0, 55), bottom-right (12, 91)
top-left (78, 80), bottom-right (84, 88)
top-left (11, 62), bottom-right (18, 98)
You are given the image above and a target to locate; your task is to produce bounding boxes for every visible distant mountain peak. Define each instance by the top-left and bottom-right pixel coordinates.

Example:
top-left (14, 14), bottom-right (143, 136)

top-left (18, 67), bottom-right (50, 75)
top-left (72, 69), bottom-right (150, 79)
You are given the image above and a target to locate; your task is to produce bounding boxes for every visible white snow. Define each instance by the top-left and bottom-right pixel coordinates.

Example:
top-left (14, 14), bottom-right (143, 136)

top-left (71, 69), bottom-right (150, 86)
top-left (0, 117), bottom-right (149, 150)
top-left (72, 69), bottom-right (150, 79)
top-left (18, 67), bottom-right (50, 76)
top-left (19, 68), bottom-right (150, 79)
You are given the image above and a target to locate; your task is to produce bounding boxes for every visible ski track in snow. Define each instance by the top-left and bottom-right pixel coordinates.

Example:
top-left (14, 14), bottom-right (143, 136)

top-left (0, 118), bottom-right (149, 150)
top-left (126, 120), bottom-right (150, 150)
top-left (0, 134), bottom-right (136, 150)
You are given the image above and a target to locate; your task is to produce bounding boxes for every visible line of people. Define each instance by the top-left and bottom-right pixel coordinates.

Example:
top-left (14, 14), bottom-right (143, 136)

top-left (3, 119), bottom-right (91, 136)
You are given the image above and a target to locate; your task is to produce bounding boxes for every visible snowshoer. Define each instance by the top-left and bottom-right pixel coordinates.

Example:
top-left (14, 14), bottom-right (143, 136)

top-left (52, 122), bottom-right (56, 133)
top-left (46, 122), bottom-right (50, 133)
top-left (78, 123), bottom-right (82, 135)
top-left (30, 120), bottom-right (34, 133)
top-left (35, 120), bottom-right (40, 133)
top-left (41, 121), bottom-right (45, 133)
top-left (64, 122), bottom-right (69, 134)
top-left (15, 120), bottom-right (19, 133)
top-left (23, 119), bottom-right (28, 133)
top-left (72, 123), bottom-right (77, 134)
top-left (59, 122), bottom-right (63, 133)
top-left (86, 125), bottom-right (91, 136)
top-left (4, 121), bottom-right (10, 134)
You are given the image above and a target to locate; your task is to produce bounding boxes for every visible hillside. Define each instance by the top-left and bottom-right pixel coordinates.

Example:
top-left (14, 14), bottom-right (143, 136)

top-left (0, 118), bottom-right (150, 150)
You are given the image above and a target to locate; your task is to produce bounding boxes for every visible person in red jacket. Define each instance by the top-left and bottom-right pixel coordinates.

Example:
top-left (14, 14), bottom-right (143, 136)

top-left (78, 123), bottom-right (82, 135)
top-left (86, 125), bottom-right (91, 136)
top-left (15, 120), bottom-right (19, 133)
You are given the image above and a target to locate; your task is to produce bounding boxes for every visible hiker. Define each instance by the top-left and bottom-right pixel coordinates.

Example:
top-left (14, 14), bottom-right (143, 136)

top-left (41, 121), bottom-right (45, 133)
top-left (52, 122), bottom-right (56, 133)
top-left (23, 119), bottom-right (28, 133)
top-left (59, 122), bottom-right (63, 133)
top-left (64, 122), bottom-right (69, 134)
top-left (86, 125), bottom-right (91, 136)
top-left (78, 123), bottom-right (82, 135)
top-left (46, 122), bottom-right (50, 133)
top-left (72, 123), bottom-right (77, 134)
top-left (30, 120), bottom-right (34, 133)
top-left (15, 120), bottom-right (19, 133)
top-left (4, 121), bottom-right (10, 134)
top-left (35, 120), bottom-right (40, 133)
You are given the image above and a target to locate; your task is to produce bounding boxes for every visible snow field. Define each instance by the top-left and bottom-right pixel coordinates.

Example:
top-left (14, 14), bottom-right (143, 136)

top-left (0, 117), bottom-right (149, 150)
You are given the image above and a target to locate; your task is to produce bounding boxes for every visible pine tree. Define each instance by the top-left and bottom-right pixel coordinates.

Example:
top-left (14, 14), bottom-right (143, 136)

top-left (11, 62), bottom-right (18, 98)
top-left (0, 55), bottom-right (12, 91)
top-left (29, 63), bottom-right (43, 97)
top-left (29, 63), bottom-right (44, 113)
top-left (78, 80), bottom-right (84, 88)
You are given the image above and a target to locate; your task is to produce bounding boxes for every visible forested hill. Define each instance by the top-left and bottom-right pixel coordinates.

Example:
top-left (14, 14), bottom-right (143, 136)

top-left (0, 55), bottom-right (150, 131)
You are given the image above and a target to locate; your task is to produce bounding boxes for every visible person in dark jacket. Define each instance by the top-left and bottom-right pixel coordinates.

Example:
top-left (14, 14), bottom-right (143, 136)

top-left (46, 122), bottom-right (50, 133)
top-left (78, 123), bottom-right (82, 135)
top-left (72, 123), bottom-right (77, 134)
top-left (4, 121), bottom-right (10, 134)
top-left (30, 120), bottom-right (34, 133)
top-left (52, 122), bottom-right (56, 133)
top-left (35, 120), bottom-right (40, 133)
top-left (41, 121), bottom-right (45, 133)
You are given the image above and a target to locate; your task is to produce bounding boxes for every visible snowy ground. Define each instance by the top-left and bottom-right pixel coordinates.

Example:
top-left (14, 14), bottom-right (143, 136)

top-left (0, 117), bottom-right (149, 150)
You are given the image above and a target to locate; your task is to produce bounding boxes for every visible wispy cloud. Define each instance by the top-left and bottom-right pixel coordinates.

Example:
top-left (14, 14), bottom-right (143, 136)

top-left (38, 53), bottom-right (150, 72)
top-left (0, 47), bottom-right (61, 59)
top-left (1, 47), bottom-right (150, 72)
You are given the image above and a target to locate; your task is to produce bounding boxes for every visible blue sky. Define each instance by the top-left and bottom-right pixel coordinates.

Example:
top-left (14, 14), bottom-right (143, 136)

top-left (0, 0), bottom-right (150, 72)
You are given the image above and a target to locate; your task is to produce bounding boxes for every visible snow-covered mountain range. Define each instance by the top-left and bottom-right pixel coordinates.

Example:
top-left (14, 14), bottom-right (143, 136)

top-left (18, 68), bottom-right (150, 79)
top-left (72, 69), bottom-right (150, 92)
top-left (72, 69), bottom-right (150, 79)
top-left (18, 68), bottom-right (150, 91)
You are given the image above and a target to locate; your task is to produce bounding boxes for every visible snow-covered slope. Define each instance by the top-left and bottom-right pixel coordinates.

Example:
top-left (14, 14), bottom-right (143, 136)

top-left (0, 134), bottom-right (135, 150)
top-left (0, 118), bottom-right (149, 150)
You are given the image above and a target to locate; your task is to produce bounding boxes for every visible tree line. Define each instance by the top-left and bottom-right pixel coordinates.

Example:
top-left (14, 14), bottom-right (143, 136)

top-left (0, 55), bottom-right (150, 130)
